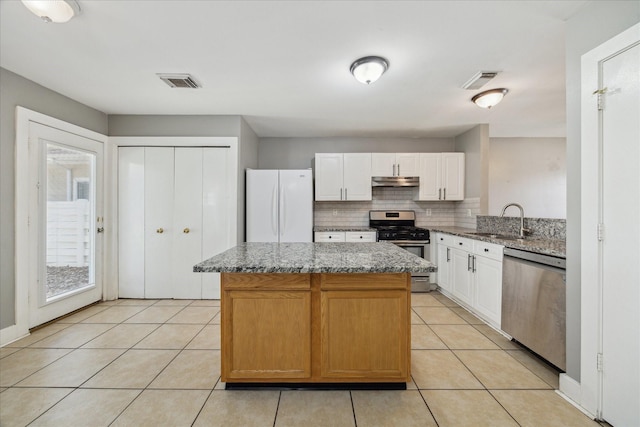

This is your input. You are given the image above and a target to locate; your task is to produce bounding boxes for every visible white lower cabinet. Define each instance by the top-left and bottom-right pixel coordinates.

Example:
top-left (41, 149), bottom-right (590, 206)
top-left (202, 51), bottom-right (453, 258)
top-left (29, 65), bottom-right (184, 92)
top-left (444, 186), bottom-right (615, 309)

top-left (119, 146), bottom-right (232, 300)
top-left (434, 232), bottom-right (503, 327)
top-left (314, 231), bottom-right (376, 242)
top-left (473, 255), bottom-right (502, 324)
top-left (451, 247), bottom-right (474, 306)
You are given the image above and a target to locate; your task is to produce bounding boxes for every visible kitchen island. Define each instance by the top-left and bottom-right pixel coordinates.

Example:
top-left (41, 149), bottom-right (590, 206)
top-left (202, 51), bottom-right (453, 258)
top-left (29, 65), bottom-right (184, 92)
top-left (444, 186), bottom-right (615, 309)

top-left (194, 242), bottom-right (435, 388)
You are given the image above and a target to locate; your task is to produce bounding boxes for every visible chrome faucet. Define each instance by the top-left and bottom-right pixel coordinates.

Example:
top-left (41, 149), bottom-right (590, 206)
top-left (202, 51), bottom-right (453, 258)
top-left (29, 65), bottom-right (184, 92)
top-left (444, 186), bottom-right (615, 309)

top-left (500, 203), bottom-right (530, 238)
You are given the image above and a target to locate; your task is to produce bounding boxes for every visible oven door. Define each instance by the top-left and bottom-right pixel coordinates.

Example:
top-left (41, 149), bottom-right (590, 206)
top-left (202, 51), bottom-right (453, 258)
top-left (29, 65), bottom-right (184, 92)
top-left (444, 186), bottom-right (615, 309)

top-left (390, 241), bottom-right (432, 292)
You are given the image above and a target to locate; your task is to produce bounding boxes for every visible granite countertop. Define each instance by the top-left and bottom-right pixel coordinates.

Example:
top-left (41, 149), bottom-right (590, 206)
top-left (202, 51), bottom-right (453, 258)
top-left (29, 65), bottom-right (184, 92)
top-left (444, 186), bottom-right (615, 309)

top-left (429, 226), bottom-right (566, 258)
top-left (314, 226), bottom-right (377, 232)
top-left (194, 242), bottom-right (436, 274)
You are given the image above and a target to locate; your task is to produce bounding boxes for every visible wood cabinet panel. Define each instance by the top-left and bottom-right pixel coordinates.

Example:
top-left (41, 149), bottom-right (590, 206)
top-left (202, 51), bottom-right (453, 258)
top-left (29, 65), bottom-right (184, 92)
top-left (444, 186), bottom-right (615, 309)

top-left (320, 273), bottom-right (409, 290)
top-left (222, 290), bottom-right (311, 380)
top-left (321, 290), bottom-right (409, 379)
top-left (222, 273), bottom-right (311, 290)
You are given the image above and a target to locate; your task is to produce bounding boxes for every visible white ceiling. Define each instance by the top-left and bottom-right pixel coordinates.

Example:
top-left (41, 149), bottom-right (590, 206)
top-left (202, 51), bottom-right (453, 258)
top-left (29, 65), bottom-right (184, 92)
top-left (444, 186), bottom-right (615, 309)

top-left (0, 0), bottom-right (590, 138)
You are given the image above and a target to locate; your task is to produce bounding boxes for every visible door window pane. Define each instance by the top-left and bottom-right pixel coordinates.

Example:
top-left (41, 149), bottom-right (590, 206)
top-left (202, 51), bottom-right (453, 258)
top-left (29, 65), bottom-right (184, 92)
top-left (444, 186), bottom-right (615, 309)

top-left (46, 144), bottom-right (95, 301)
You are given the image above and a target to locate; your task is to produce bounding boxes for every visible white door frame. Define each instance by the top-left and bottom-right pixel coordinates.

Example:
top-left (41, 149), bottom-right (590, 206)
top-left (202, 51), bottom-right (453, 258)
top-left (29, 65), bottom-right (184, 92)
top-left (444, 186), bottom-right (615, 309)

top-left (578, 22), bottom-right (640, 418)
top-left (2, 107), bottom-right (108, 346)
top-left (107, 137), bottom-right (238, 301)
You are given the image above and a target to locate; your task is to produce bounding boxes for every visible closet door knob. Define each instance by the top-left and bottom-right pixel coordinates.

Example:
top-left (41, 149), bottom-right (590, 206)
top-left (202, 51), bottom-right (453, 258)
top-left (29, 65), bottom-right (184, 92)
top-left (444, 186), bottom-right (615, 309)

top-left (183, 228), bottom-right (190, 234)
top-left (156, 228), bottom-right (164, 234)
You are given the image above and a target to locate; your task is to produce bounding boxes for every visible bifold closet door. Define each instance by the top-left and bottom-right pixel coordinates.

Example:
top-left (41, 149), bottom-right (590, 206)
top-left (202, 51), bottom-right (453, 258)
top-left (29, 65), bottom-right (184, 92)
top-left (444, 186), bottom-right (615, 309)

top-left (173, 148), bottom-right (204, 299)
top-left (144, 148), bottom-right (175, 298)
top-left (118, 147), bottom-right (145, 298)
top-left (201, 148), bottom-right (229, 299)
top-left (119, 146), bottom-right (230, 300)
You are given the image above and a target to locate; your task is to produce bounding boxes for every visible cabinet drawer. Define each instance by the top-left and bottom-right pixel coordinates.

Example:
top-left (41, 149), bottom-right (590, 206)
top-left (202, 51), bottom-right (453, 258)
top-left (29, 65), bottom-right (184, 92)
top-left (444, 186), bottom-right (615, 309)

top-left (473, 241), bottom-right (504, 261)
top-left (435, 233), bottom-right (455, 247)
top-left (345, 231), bottom-right (377, 242)
top-left (314, 232), bottom-right (346, 242)
top-left (452, 236), bottom-right (473, 251)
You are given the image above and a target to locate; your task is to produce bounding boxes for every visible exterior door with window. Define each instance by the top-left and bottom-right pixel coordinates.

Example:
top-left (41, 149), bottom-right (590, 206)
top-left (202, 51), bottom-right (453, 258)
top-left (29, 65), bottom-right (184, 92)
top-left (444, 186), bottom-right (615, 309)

top-left (28, 122), bottom-right (103, 327)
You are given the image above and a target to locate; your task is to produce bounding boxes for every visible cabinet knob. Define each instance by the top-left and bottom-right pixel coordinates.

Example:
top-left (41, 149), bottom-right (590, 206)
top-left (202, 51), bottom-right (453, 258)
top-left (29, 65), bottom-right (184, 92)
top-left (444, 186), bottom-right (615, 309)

top-left (183, 228), bottom-right (190, 234)
top-left (156, 228), bottom-right (164, 234)
top-left (97, 227), bottom-right (104, 233)
top-left (359, 235), bottom-right (363, 239)
top-left (484, 248), bottom-right (489, 252)
top-left (329, 236), bottom-right (332, 239)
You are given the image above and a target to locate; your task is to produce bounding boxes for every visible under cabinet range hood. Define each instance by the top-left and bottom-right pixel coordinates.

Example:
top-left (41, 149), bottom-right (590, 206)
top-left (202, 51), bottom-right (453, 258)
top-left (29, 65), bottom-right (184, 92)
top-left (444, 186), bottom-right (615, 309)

top-left (371, 176), bottom-right (419, 187)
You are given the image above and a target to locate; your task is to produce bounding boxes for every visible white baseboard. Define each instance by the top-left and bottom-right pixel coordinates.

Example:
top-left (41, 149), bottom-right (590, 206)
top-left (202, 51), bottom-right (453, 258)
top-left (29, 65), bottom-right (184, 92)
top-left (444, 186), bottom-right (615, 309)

top-left (558, 374), bottom-right (596, 420)
top-left (0, 324), bottom-right (29, 347)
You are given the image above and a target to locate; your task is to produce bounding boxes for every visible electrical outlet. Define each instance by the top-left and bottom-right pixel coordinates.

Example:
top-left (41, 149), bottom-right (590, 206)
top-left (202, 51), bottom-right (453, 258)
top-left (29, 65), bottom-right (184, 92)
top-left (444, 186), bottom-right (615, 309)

top-left (333, 209), bottom-right (338, 216)
top-left (425, 209), bottom-right (432, 217)
top-left (467, 209), bottom-right (472, 217)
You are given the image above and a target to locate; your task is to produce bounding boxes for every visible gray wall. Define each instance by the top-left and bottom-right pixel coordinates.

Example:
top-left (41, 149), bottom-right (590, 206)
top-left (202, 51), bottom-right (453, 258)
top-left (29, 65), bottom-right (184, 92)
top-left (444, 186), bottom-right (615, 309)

top-left (454, 124), bottom-right (489, 214)
top-left (564, 1), bottom-right (640, 381)
top-left (489, 137), bottom-right (566, 219)
top-left (239, 118), bottom-right (259, 243)
top-left (257, 137), bottom-right (455, 170)
top-left (108, 114), bottom-right (258, 244)
top-left (0, 67), bottom-right (108, 330)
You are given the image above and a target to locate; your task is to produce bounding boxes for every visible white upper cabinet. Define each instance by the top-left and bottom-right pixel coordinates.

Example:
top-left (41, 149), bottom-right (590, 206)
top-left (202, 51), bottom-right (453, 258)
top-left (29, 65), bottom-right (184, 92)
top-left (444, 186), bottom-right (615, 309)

top-left (418, 153), bottom-right (465, 201)
top-left (315, 153), bottom-right (372, 201)
top-left (371, 153), bottom-right (419, 177)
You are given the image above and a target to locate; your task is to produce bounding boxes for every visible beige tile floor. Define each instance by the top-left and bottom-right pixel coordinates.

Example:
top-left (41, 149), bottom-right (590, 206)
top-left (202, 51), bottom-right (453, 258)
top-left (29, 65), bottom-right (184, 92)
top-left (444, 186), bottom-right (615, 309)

top-left (0, 292), bottom-right (602, 426)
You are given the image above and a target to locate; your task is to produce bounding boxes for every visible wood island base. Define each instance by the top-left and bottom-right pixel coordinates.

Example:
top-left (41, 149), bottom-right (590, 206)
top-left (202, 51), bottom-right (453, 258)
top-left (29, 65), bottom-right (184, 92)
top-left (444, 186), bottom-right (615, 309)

top-left (221, 272), bottom-right (411, 386)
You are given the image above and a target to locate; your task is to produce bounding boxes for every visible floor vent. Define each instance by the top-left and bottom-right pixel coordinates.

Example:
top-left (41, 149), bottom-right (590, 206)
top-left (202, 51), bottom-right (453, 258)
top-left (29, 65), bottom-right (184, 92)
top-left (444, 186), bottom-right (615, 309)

top-left (157, 73), bottom-right (201, 89)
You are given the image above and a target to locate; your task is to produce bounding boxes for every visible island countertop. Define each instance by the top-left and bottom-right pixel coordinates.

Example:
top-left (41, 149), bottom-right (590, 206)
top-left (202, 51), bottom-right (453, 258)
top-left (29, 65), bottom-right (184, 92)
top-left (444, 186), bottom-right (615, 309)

top-left (193, 242), bottom-right (436, 274)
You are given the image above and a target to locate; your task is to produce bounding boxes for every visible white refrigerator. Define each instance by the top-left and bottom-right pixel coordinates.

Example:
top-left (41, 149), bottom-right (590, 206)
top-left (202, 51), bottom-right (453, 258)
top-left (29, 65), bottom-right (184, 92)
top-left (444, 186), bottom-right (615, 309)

top-left (246, 169), bottom-right (313, 242)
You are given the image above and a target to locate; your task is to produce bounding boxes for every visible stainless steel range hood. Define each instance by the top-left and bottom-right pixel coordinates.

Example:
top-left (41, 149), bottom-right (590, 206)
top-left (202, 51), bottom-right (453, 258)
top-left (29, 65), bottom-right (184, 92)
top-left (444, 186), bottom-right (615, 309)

top-left (371, 176), bottom-right (419, 187)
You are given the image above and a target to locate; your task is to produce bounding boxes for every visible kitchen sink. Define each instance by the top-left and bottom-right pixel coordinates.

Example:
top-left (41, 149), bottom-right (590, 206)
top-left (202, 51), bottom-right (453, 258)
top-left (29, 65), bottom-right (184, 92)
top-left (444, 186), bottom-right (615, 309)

top-left (466, 232), bottom-right (522, 240)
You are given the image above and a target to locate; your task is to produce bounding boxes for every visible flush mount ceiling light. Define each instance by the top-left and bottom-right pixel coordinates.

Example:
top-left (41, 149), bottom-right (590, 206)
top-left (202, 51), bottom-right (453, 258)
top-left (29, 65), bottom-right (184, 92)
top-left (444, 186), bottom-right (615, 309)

top-left (471, 88), bottom-right (509, 109)
top-left (350, 56), bottom-right (389, 85)
top-left (21, 0), bottom-right (81, 23)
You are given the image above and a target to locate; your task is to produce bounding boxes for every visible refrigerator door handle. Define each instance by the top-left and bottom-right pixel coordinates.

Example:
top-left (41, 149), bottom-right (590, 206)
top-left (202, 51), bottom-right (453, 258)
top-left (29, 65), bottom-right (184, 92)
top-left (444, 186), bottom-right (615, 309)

top-left (271, 184), bottom-right (278, 235)
top-left (280, 184), bottom-right (286, 236)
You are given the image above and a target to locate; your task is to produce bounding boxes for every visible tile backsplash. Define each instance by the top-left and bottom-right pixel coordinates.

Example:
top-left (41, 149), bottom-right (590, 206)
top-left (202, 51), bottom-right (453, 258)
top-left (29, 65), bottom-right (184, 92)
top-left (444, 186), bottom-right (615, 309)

top-left (314, 187), bottom-right (480, 229)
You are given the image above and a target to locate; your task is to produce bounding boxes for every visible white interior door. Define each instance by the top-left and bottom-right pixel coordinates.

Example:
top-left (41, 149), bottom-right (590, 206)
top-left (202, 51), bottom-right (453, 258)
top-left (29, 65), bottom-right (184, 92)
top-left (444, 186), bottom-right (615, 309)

top-left (600, 41), bottom-right (640, 426)
top-left (118, 147), bottom-right (145, 298)
top-left (28, 122), bottom-right (103, 327)
top-left (144, 148), bottom-right (174, 298)
top-left (202, 148), bottom-right (231, 298)
top-left (173, 148), bottom-right (204, 299)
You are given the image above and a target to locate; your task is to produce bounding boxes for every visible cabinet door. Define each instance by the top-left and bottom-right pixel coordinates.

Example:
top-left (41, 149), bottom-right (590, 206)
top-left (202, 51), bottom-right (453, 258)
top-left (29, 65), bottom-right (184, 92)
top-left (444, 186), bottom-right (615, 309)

top-left (223, 290), bottom-right (311, 380)
top-left (396, 153), bottom-right (420, 177)
top-left (441, 153), bottom-right (465, 201)
top-left (315, 153), bottom-right (344, 201)
top-left (118, 147), bottom-right (145, 298)
top-left (172, 148), bottom-right (204, 299)
top-left (321, 290), bottom-right (408, 379)
top-left (343, 153), bottom-right (372, 200)
top-left (451, 247), bottom-right (473, 306)
top-left (473, 255), bottom-right (502, 327)
top-left (436, 243), bottom-right (452, 293)
top-left (418, 153), bottom-right (442, 201)
top-left (371, 153), bottom-right (396, 176)
top-left (144, 148), bottom-right (175, 299)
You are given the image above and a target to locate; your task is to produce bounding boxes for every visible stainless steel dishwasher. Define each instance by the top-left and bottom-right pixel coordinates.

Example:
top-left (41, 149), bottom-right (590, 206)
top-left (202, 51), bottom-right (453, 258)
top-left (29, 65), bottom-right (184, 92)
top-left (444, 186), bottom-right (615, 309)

top-left (501, 247), bottom-right (566, 371)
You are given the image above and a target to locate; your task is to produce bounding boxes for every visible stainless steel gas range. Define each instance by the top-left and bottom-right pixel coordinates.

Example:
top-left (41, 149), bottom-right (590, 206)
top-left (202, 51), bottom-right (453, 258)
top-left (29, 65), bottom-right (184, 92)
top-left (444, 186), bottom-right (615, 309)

top-left (369, 210), bottom-right (432, 292)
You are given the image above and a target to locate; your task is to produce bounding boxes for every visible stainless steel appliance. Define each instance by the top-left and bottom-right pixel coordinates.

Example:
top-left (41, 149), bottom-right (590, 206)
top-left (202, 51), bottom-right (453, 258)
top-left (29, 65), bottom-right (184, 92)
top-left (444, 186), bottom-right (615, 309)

top-left (502, 247), bottom-right (566, 370)
top-left (369, 210), bottom-right (432, 292)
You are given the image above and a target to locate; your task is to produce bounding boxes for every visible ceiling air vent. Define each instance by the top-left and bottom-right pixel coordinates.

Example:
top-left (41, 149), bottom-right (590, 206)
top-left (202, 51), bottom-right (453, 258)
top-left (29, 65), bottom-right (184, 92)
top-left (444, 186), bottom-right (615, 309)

top-left (157, 73), bottom-right (201, 89)
top-left (462, 71), bottom-right (499, 90)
